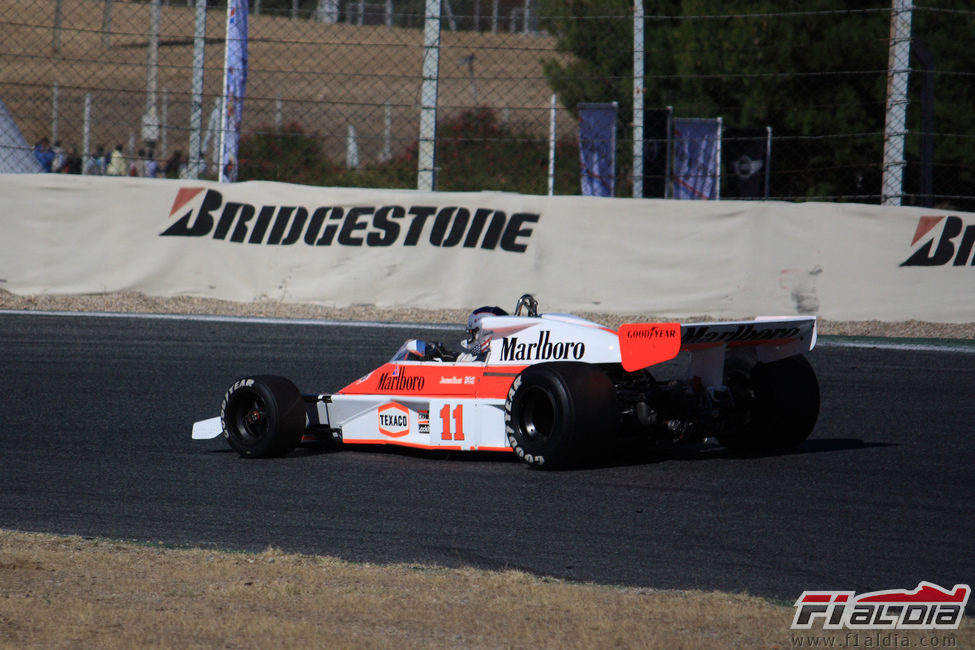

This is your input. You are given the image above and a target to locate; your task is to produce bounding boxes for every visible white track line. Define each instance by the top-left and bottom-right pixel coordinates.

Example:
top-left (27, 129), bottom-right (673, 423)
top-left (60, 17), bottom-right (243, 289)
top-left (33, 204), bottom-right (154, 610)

top-left (0, 308), bottom-right (463, 330)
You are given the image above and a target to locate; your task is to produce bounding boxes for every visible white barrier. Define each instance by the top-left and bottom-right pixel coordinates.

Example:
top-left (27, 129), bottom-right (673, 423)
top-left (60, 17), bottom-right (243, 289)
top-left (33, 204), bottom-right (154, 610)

top-left (1, 174), bottom-right (972, 322)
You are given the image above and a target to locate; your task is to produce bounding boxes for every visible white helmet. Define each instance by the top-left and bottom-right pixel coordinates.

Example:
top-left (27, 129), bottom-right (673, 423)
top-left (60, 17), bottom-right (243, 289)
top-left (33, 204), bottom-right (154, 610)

top-left (464, 305), bottom-right (507, 353)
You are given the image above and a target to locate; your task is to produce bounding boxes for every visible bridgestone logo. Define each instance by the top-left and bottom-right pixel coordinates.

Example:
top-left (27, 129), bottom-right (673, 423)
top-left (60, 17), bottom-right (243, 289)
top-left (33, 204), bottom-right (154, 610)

top-left (499, 330), bottom-right (585, 361)
top-left (902, 215), bottom-right (975, 266)
top-left (161, 188), bottom-right (538, 252)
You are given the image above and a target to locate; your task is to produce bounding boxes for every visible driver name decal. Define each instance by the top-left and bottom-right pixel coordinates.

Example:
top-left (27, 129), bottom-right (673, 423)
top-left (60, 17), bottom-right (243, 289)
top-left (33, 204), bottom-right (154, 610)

top-left (160, 188), bottom-right (538, 252)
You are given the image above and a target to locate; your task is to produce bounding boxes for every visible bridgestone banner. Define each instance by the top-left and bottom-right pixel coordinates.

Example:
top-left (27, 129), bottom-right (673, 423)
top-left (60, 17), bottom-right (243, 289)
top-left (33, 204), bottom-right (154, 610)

top-left (1, 174), bottom-right (973, 323)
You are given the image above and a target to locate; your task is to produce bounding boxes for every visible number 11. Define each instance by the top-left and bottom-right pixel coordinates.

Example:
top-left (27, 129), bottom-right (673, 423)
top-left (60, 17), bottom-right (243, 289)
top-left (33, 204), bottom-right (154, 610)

top-left (440, 404), bottom-right (464, 441)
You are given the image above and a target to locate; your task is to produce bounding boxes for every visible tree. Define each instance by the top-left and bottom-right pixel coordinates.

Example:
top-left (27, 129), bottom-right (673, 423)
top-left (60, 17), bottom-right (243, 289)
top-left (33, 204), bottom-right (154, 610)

top-left (906, 6), bottom-right (975, 208)
top-left (538, 1), bottom-right (950, 202)
top-left (538, 0), bottom-right (683, 192)
top-left (668, 1), bottom-right (890, 200)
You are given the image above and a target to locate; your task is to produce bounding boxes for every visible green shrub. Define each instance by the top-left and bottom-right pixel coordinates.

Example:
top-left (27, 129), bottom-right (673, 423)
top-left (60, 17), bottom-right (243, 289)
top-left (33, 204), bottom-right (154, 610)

top-left (237, 108), bottom-right (582, 195)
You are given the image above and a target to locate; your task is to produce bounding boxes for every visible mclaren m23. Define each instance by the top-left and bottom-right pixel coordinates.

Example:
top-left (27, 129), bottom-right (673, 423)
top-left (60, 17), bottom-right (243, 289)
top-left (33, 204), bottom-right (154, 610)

top-left (192, 295), bottom-right (820, 469)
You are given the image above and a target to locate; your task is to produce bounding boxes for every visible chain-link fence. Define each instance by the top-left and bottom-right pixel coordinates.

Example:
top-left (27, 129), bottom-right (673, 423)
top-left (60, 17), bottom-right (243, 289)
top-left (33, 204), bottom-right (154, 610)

top-left (2, 1), bottom-right (975, 207)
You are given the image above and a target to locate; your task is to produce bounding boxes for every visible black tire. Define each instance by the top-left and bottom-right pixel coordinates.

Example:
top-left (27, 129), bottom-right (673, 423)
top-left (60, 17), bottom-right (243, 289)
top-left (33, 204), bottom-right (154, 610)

top-left (504, 362), bottom-right (617, 469)
top-left (221, 375), bottom-right (305, 458)
top-left (719, 354), bottom-right (820, 452)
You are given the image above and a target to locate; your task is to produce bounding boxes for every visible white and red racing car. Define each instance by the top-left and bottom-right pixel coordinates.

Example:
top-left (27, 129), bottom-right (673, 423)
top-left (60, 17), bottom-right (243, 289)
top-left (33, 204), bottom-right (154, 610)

top-left (192, 294), bottom-right (819, 468)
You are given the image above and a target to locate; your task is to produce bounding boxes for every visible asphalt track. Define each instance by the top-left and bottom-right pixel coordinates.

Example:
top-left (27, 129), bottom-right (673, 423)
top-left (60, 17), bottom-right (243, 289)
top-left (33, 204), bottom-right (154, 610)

top-left (1, 311), bottom-right (973, 607)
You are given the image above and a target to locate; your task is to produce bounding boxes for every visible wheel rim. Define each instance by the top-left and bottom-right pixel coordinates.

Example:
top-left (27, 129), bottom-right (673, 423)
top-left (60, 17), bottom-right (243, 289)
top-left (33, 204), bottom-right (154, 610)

top-left (231, 391), bottom-right (268, 443)
top-left (517, 386), bottom-right (556, 444)
top-left (723, 370), bottom-right (755, 431)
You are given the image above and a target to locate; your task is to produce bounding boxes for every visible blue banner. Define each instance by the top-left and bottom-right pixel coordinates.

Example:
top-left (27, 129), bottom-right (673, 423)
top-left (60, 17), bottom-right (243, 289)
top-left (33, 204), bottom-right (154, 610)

top-left (578, 102), bottom-right (618, 197)
top-left (672, 117), bottom-right (721, 200)
top-left (220, 0), bottom-right (248, 183)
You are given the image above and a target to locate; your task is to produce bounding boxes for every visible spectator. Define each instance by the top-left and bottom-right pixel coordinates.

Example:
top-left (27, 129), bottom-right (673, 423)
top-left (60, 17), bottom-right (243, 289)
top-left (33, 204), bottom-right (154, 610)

top-left (128, 148), bottom-right (147, 176)
top-left (84, 145), bottom-right (107, 175)
top-left (145, 148), bottom-right (159, 178)
top-left (164, 150), bottom-right (186, 179)
top-left (33, 137), bottom-right (54, 172)
top-left (106, 144), bottom-right (126, 176)
top-left (62, 147), bottom-right (82, 174)
top-left (50, 140), bottom-right (66, 173)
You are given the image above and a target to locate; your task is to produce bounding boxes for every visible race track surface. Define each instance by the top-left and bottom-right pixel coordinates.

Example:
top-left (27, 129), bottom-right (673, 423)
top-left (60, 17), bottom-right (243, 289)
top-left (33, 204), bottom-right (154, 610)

top-left (1, 311), bottom-right (973, 605)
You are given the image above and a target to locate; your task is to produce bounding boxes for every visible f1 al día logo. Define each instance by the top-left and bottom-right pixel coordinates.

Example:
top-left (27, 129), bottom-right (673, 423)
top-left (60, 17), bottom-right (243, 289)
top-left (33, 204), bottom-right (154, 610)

top-left (901, 215), bottom-right (975, 267)
top-left (792, 582), bottom-right (970, 630)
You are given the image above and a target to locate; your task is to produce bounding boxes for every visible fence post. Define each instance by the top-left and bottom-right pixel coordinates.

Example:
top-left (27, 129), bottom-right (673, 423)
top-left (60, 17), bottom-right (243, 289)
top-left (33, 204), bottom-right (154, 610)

top-left (547, 94), bottom-right (557, 196)
top-left (52, 0), bottom-right (63, 51)
top-left (143, 0), bottom-right (162, 153)
top-left (188, 0), bottom-right (207, 179)
top-left (346, 125), bottom-right (359, 170)
top-left (381, 101), bottom-right (392, 163)
top-left (882, 0), bottom-right (913, 206)
top-left (101, 0), bottom-right (113, 49)
top-left (160, 88), bottom-right (169, 160)
top-left (51, 81), bottom-right (59, 144)
top-left (417, 0), bottom-right (442, 192)
top-left (82, 93), bottom-right (92, 174)
top-left (632, 0), bottom-right (645, 198)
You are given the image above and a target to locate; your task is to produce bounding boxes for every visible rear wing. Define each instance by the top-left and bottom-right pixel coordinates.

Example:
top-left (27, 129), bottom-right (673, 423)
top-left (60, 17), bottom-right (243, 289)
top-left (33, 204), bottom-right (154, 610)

top-left (618, 317), bottom-right (817, 372)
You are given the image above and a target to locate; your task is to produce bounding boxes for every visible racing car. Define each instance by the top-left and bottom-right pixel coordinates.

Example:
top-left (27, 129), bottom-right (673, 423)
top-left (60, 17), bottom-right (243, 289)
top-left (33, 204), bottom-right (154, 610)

top-left (192, 294), bottom-right (819, 468)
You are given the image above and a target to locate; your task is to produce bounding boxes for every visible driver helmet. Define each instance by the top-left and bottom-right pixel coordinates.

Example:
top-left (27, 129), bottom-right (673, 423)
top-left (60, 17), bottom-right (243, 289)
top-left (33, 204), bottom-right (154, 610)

top-left (464, 305), bottom-right (507, 353)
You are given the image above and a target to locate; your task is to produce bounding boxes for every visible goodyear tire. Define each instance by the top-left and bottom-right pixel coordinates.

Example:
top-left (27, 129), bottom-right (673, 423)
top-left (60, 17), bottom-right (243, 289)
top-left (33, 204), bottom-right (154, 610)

top-left (719, 354), bottom-right (820, 452)
top-left (504, 362), bottom-right (617, 469)
top-left (221, 375), bottom-right (305, 458)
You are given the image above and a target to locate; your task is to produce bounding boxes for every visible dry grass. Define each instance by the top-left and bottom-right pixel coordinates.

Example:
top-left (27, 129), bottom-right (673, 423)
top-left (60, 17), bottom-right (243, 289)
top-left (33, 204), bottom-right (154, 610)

top-left (1, 0), bottom-right (576, 162)
top-left (7, 530), bottom-right (970, 649)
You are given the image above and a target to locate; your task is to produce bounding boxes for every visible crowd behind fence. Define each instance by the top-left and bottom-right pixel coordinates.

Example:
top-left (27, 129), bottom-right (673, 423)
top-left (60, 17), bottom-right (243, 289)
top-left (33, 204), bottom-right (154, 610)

top-left (2, 1), bottom-right (974, 209)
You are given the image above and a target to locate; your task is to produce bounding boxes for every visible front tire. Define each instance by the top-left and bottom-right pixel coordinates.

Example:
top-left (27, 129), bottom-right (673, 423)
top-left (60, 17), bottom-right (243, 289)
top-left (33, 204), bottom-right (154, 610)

top-left (719, 354), bottom-right (820, 452)
top-left (505, 362), bottom-right (617, 469)
top-left (221, 375), bottom-right (305, 458)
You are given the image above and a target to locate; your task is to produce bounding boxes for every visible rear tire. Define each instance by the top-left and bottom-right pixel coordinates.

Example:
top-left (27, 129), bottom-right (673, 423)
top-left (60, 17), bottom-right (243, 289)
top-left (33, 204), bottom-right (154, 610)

top-left (719, 354), bottom-right (819, 452)
top-left (221, 375), bottom-right (305, 458)
top-left (505, 362), bottom-right (617, 469)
